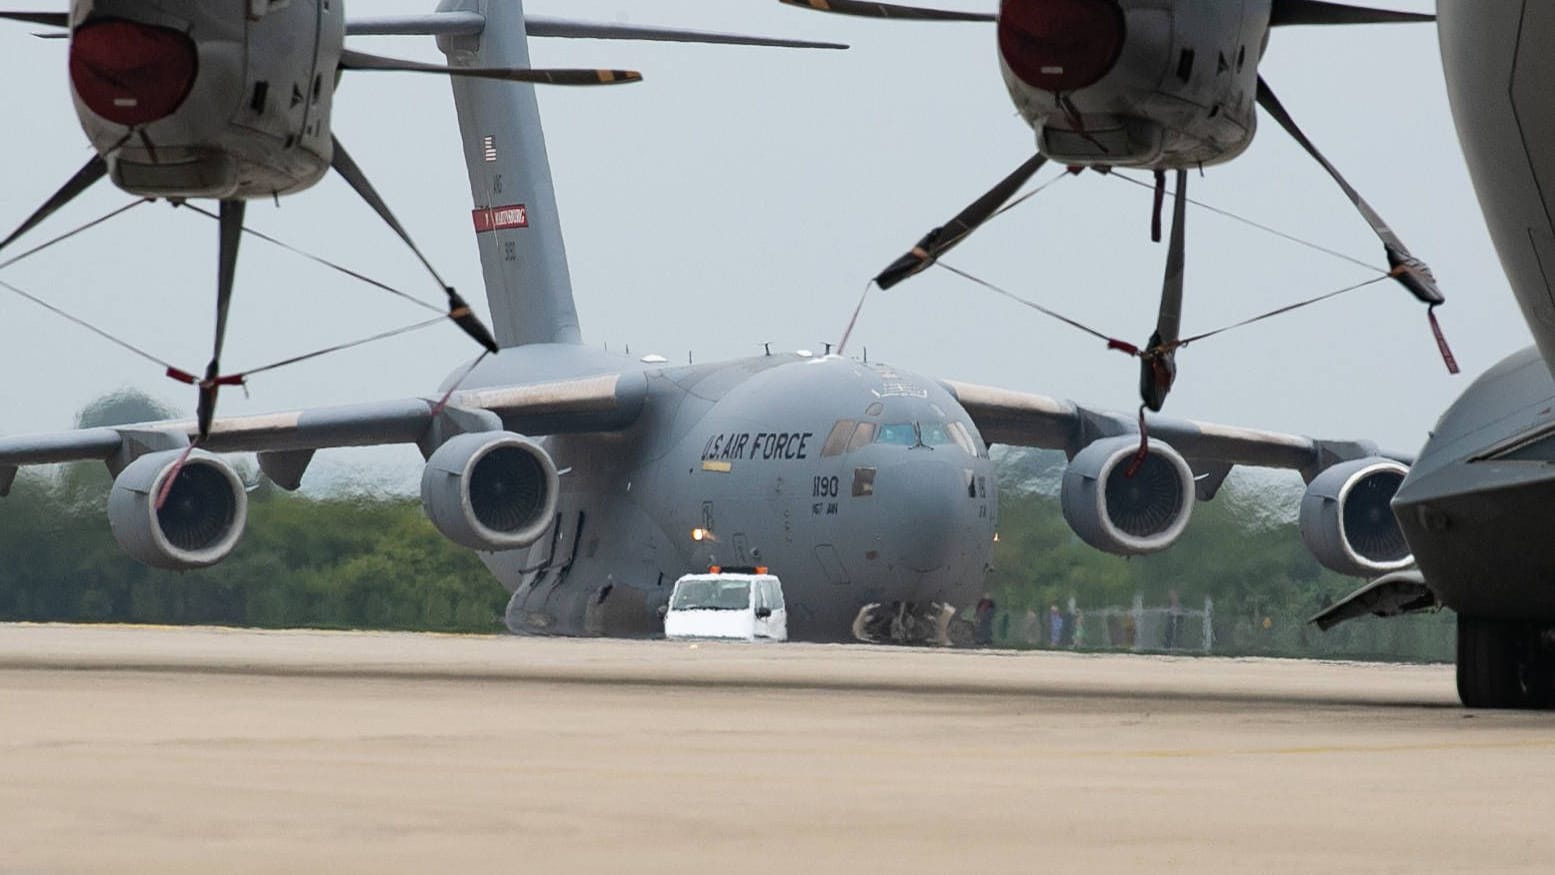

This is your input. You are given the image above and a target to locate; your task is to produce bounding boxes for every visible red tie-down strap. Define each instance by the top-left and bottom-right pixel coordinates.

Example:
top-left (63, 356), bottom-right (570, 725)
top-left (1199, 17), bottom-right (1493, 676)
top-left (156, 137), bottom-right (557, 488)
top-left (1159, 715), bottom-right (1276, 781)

top-left (164, 367), bottom-right (247, 389)
top-left (153, 443), bottom-right (196, 511)
top-left (1124, 405), bottom-right (1151, 480)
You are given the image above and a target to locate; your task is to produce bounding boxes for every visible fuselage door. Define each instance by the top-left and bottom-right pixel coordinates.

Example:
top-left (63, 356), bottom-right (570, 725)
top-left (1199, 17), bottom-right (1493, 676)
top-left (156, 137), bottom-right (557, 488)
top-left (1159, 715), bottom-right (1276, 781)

top-left (815, 544), bottom-right (849, 586)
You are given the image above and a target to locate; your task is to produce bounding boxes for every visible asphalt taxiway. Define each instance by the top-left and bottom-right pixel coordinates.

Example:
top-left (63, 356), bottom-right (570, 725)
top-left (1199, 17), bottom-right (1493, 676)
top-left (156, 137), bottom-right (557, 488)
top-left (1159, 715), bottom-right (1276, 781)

top-left (0, 624), bottom-right (1550, 873)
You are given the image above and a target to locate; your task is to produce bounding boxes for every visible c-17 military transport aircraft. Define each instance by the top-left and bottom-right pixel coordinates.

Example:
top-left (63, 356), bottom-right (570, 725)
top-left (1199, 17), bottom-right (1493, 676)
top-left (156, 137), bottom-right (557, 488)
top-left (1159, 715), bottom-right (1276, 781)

top-left (0, 0), bottom-right (1414, 645)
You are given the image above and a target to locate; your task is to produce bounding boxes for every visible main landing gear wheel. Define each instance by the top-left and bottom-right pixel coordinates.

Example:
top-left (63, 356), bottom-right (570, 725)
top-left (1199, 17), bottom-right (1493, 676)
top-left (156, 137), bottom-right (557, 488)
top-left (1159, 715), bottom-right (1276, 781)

top-left (1457, 615), bottom-right (1555, 710)
top-left (852, 601), bottom-right (960, 646)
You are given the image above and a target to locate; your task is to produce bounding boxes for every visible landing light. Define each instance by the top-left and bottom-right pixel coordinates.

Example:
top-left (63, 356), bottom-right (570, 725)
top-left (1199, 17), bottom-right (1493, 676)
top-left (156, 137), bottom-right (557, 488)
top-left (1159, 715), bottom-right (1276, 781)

top-left (691, 527), bottom-right (715, 542)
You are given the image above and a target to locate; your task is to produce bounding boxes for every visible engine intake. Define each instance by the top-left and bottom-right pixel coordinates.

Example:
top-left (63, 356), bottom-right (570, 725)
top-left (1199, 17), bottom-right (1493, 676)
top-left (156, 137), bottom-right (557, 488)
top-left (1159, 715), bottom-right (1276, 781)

top-left (421, 432), bottom-right (559, 551)
top-left (1061, 436), bottom-right (1194, 555)
top-left (1299, 458), bottom-right (1413, 577)
top-left (107, 449), bottom-right (248, 570)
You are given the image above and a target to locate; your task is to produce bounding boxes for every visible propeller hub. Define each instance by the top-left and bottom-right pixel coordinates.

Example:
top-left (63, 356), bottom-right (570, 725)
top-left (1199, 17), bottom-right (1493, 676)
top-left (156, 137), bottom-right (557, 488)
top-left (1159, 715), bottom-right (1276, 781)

top-left (998, 0), bottom-right (1125, 93)
top-left (70, 17), bottom-right (199, 128)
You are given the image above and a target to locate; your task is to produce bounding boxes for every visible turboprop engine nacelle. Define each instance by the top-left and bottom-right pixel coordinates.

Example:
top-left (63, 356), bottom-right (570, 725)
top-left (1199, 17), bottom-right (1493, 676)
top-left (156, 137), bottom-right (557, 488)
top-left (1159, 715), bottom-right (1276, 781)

top-left (1299, 458), bottom-right (1413, 577)
top-left (421, 433), bottom-right (560, 552)
top-left (68, 0), bottom-right (344, 199)
top-left (1060, 435), bottom-right (1195, 555)
top-left (997, 0), bottom-right (1260, 168)
top-left (107, 449), bottom-right (249, 570)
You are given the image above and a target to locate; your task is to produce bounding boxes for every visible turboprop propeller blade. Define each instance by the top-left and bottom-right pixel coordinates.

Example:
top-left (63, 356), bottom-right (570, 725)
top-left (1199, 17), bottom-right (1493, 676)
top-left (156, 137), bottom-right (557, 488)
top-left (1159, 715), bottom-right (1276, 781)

top-left (195, 200), bottom-right (246, 441)
top-left (1255, 75), bottom-right (1444, 307)
top-left (329, 136), bottom-right (500, 355)
top-left (778, 0), bottom-right (994, 22)
top-left (1139, 169), bottom-right (1189, 413)
top-left (0, 12), bottom-right (67, 27)
top-left (0, 155), bottom-right (106, 254)
top-left (874, 153), bottom-right (1048, 290)
top-left (337, 50), bottom-right (641, 86)
top-left (1269, 0), bottom-right (1434, 26)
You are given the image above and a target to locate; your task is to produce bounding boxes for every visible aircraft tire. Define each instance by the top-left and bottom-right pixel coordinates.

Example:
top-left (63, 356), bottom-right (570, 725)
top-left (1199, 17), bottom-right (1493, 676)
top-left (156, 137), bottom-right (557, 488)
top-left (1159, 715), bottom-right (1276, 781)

top-left (1456, 615), bottom-right (1553, 709)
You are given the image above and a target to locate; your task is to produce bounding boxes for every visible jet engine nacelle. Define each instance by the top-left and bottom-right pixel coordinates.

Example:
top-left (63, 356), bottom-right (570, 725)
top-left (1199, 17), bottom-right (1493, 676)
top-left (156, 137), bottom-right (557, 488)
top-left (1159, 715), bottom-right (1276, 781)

top-left (107, 449), bottom-right (249, 570)
top-left (69, 0), bottom-right (344, 199)
top-left (1060, 436), bottom-right (1195, 555)
top-left (421, 433), bottom-right (560, 552)
top-left (1299, 458), bottom-right (1413, 577)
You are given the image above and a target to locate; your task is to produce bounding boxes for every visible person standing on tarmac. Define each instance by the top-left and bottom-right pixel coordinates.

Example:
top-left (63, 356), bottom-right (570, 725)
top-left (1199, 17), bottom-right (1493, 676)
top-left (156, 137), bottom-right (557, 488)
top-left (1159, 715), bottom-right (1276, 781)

top-left (974, 594), bottom-right (996, 646)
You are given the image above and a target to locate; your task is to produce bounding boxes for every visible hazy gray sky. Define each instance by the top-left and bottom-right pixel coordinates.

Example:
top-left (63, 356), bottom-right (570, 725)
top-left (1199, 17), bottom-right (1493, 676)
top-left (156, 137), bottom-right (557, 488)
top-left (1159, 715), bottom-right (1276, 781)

top-left (0, 1), bottom-right (1523, 488)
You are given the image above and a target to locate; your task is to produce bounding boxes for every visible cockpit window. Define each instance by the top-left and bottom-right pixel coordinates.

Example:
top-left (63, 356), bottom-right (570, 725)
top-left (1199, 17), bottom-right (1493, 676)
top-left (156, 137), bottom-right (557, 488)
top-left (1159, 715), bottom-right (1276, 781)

top-left (820, 420), bottom-right (855, 457)
top-left (948, 421), bottom-right (980, 456)
top-left (847, 421), bottom-right (878, 451)
top-left (919, 422), bottom-right (955, 447)
top-left (876, 423), bottom-right (918, 446)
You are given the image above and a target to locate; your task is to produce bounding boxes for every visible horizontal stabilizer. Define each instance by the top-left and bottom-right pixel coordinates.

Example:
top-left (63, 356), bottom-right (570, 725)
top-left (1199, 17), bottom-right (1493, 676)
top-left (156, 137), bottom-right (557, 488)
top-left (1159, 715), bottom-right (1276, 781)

top-left (0, 11), bottom-right (67, 27)
top-left (338, 50), bottom-right (641, 86)
top-left (779, 0), bottom-right (994, 22)
top-left (1309, 570), bottom-right (1438, 631)
top-left (343, 12), bottom-right (846, 49)
top-left (1270, 1), bottom-right (1434, 26)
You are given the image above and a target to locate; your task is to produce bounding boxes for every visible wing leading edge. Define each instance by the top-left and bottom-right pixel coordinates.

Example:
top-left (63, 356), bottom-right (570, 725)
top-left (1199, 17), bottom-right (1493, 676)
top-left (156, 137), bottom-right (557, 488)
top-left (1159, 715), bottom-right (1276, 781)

top-left (0, 372), bottom-right (646, 495)
top-left (943, 379), bottom-right (1406, 488)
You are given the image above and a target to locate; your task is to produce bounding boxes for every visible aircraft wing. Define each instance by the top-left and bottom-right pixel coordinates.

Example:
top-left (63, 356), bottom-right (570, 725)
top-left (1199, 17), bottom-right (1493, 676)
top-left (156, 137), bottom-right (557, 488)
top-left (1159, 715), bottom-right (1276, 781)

top-left (0, 372), bottom-right (646, 495)
top-left (943, 379), bottom-right (1404, 488)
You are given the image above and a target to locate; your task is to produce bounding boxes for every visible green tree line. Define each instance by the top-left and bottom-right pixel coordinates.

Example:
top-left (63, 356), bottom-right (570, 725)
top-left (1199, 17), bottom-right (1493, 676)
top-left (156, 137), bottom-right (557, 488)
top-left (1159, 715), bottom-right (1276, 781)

top-left (0, 391), bottom-right (505, 633)
top-left (0, 471), bottom-right (507, 633)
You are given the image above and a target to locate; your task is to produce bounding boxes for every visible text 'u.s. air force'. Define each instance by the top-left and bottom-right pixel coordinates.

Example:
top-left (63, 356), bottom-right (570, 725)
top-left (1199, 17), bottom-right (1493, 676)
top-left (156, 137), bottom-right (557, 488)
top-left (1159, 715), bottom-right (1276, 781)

top-left (700, 431), bottom-right (814, 462)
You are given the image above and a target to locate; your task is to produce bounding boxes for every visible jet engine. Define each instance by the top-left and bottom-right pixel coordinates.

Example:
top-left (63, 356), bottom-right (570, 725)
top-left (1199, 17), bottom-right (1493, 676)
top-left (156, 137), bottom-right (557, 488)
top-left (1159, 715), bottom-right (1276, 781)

top-left (1299, 458), bottom-right (1413, 577)
top-left (1061, 436), bottom-right (1195, 555)
top-left (107, 449), bottom-right (249, 570)
top-left (421, 432), bottom-right (560, 552)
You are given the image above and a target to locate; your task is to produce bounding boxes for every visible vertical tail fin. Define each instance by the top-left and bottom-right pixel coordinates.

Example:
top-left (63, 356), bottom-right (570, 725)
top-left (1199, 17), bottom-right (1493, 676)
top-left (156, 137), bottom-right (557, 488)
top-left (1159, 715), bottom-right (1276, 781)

top-left (436, 0), bottom-right (581, 348)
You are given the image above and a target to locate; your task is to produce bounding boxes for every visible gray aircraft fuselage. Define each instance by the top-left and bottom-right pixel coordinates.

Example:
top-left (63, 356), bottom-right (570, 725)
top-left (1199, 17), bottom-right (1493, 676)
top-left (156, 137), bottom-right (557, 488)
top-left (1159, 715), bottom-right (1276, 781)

top-left (452, 345), bottom-right (997, 640)
top-left (1378, 1), bottom-right (1555, 706)
top-left (1392, 1), bottom-right (1555, 624)
top-left (1394, 347), bottom-right (1555, 620)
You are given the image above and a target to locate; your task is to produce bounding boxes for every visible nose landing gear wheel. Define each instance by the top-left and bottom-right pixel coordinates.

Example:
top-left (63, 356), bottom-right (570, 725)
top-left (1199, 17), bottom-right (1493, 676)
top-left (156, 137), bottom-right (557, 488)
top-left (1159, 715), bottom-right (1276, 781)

top-left (1457, 615), bottom-right (1555, 709)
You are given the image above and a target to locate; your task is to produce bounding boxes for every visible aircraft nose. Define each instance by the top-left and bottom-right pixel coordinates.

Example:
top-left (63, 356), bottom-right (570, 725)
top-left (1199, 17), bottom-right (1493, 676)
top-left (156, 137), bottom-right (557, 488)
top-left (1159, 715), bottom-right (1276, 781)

top-left (872, 459), bottom-right (972, 573)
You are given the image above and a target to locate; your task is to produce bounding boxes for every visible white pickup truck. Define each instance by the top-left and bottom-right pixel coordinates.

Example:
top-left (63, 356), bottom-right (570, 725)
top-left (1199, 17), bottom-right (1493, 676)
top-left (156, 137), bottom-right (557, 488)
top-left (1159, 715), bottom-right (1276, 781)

top-left (663, 570), bottom-right (788, 642)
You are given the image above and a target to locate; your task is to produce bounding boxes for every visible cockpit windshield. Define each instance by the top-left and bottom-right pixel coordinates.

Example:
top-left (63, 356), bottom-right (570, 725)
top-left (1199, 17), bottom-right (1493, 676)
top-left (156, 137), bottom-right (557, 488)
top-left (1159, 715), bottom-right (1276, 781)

top-left (670, 579), bottom-right (752, 611)
top-left (821, 417), bottom-right (983, 456)
top-left (919, 422), bottom-right (955, 446)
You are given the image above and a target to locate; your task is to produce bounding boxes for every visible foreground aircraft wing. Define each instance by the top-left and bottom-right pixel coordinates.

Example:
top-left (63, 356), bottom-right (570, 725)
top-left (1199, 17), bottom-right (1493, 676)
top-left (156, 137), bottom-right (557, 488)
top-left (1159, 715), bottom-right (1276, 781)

top-left (943, 379), bottom-right (1405, 488)
top-left (0, 372), bottom-right (645, 494)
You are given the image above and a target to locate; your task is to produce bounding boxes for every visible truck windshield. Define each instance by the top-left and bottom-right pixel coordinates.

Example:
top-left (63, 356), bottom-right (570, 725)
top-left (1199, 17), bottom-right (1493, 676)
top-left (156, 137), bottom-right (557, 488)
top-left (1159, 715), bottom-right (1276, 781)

top-left (671, 579), bottom-right (752, 611)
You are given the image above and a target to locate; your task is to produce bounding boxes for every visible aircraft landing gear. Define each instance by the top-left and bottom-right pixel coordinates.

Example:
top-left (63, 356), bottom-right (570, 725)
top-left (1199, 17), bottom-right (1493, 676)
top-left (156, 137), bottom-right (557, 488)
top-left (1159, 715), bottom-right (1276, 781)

top-left (851, 601), bottom-right (965, 646)
top-left (1457, 615), bottom-right (1555, 709)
